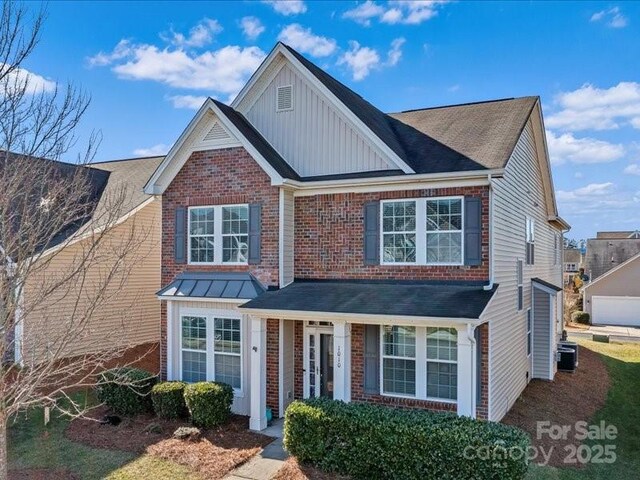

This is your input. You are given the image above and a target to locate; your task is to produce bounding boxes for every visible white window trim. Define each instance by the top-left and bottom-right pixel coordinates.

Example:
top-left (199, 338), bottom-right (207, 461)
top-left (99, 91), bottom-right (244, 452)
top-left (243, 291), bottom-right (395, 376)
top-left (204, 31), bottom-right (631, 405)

top-left (379, 196), bottom-right (464, 267)
top-left (526, 308), bottom-right (532, 358)
top-left (379, 325), bottom-right (457, 405)
top-left (517, 258), bottom-right (524, 311)
top-left (525, 216), bottom-right (535, 266)
top-left (187, 204), bottom-right (249, 266)
top-left (178, 308), bottom-right (244, 396)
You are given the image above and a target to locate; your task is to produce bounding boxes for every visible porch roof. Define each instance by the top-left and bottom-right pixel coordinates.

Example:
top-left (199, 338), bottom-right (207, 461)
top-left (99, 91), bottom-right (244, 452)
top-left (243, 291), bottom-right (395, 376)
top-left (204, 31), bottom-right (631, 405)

top-left (240, 279), bottom-right (497, 320)
top-left (157, 272), bottom-right (266, 300)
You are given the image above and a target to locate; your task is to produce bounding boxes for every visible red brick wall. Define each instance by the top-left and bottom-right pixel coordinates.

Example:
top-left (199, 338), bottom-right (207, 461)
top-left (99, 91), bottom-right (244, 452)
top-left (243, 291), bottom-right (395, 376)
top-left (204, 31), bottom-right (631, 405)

top-left (266, 319), bottom-right (280, 417)
top-left (350, 324), bottom-right (456, 413)
top-left (294, 186), bottom-right (489, 281)
top-left (476, 322), bottom-right (489, 420)
top-left (294, 320), bottom-right (304, 400)
top-left (160, 147), bottom-right (280, 379)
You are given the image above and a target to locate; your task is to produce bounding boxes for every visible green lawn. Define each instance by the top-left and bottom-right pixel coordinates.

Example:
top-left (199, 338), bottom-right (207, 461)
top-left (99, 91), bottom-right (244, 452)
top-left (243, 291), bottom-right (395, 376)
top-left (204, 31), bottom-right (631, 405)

top-left (8, 392), bottom-right (199, 479)
top-left (527, 340), bottom-right (640, 480)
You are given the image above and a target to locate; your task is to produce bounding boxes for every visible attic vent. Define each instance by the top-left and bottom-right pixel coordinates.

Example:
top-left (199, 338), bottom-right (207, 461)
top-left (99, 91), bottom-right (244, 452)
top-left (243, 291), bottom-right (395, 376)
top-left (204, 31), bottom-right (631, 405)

top-left (203, 122), bottom-right (230, 142)
top-left (276, 85), bottom-right (293, 112)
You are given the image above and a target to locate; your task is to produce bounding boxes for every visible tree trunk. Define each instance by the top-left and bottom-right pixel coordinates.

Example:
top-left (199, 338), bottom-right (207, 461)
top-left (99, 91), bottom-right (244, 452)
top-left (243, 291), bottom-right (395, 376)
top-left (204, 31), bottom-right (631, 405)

top-left (0, 413), bottom-right (7, 480)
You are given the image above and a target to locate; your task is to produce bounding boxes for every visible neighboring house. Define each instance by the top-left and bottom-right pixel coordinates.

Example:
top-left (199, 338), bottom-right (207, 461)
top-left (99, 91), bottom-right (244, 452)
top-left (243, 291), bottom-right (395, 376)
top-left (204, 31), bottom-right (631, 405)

top-left (583, 252), bottom-right (640, 326)
top-left (144, 42), bottom-right (568, 429)
top-left (563, 247), bottom-right (583, 285)
top-left (14, 156), bottom-right (163, 367)
top-left (584, 231), bottom-right (640, 281)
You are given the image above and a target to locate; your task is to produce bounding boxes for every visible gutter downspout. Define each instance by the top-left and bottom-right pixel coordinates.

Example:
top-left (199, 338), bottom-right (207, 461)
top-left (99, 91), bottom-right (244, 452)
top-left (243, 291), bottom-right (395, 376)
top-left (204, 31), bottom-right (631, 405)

top-left (484, 173), bottom-right (495, 291)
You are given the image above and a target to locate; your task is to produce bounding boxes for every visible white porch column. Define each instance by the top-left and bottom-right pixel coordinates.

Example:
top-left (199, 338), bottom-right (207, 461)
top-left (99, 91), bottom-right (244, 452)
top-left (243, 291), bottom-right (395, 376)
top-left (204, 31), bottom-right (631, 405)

top-left (249, 316), bottom-right (268, 431)
top-left (333, 320), bottom-right (351, 402)
top-left (456, 324), bottom-right (477, 418)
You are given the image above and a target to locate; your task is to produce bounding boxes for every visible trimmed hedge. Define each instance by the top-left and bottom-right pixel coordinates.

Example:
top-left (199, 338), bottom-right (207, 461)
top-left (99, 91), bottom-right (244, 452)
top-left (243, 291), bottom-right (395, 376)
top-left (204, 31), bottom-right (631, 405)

top-left (284, 398), bottom-right (530, 480)
top-left (183, 382), bottom-right (233, 428)
top-left (151, 381), bottom-right (188, 419)
top-left (571, 311), bottom-right (591, 325)
top-left (96, 367), bottom-right (157, 415)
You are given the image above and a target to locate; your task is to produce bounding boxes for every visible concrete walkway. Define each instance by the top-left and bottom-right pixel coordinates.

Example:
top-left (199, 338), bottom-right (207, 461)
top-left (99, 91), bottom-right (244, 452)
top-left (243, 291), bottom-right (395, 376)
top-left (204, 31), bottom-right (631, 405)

top-left (567, 324), bottom-right (640, 342)
top-left (225, 419), bottom-right (287, 480)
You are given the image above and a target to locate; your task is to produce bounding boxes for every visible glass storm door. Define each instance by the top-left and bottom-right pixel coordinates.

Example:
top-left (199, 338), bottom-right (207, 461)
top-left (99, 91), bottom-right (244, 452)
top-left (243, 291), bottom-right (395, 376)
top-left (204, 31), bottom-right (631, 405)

top-left (305, 329), bottom-right (334, 399)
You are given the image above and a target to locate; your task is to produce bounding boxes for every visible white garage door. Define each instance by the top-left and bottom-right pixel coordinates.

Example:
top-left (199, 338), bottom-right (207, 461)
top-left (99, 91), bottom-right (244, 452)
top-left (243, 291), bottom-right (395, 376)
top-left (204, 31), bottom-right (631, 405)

top-left (592, 296), bottom-right (640, 326)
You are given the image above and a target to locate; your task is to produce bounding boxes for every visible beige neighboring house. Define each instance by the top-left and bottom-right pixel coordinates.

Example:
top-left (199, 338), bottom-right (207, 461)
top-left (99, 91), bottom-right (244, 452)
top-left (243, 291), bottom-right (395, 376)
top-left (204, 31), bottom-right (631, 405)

top-left (582, 252), bottom-right (640, 327)
top-left (15, 156), bottom-right (163, 366)
top-left (563, 247), bottom-right (583, 285)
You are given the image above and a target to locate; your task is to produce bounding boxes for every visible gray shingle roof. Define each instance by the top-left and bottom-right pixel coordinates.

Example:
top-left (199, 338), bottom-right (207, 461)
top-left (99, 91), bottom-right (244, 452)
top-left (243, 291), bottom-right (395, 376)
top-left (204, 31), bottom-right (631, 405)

top-left (158, 272), bottom-right (266, 300)
top-left (241, 280), bottom-right (497, 319)
top-left (532, 278), bottom-right (562, 292)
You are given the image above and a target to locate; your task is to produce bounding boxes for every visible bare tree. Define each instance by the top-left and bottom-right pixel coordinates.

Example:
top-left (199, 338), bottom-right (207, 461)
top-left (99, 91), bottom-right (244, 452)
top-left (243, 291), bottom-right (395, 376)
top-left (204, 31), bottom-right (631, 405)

top-left (0, 4), bottom-right (156, 478)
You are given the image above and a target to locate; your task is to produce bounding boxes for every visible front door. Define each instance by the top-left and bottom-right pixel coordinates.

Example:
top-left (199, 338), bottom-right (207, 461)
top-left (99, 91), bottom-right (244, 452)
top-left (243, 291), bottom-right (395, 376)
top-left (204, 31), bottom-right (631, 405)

top-left (304, 327), bottom-right (334, 398)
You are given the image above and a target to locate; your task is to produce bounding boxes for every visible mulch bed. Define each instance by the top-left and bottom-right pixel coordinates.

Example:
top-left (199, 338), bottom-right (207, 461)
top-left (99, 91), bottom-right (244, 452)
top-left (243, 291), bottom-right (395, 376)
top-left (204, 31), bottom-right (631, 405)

top-left (65, 406), bottom-right (274, 479)
top-left (272, 458), bottom-right (349, 480)
top-left (9, 469), bottom-right (78, 480)
top-left (502, 345), bottom-right (610, 468)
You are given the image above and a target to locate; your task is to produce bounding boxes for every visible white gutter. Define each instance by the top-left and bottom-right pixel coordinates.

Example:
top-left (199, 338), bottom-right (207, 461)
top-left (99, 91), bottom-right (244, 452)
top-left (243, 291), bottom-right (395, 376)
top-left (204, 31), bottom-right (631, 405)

top-left (484, 174), bottom-right (495, 291)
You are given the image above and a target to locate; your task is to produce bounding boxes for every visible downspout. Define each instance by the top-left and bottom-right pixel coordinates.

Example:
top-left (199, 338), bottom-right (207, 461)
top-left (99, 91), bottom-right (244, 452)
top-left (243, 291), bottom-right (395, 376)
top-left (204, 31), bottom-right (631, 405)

top-left (484, 174), bottom-right (495, 291)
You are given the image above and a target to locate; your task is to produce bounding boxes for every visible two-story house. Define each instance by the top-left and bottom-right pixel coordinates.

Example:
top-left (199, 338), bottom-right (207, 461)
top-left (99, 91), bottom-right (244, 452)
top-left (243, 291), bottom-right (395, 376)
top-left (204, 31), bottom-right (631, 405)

top-left (144, 43), bottom-right (568, 431)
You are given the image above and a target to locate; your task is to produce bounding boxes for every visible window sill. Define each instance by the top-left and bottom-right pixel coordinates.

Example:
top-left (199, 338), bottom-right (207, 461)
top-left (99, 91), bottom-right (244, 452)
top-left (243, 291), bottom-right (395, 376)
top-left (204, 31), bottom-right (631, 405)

top-left (379, 262), bottom-right (465, 267)
top-left (380, 392), bottom-right (457, 405)
top-left (187, 262), bottom-right (249, 266)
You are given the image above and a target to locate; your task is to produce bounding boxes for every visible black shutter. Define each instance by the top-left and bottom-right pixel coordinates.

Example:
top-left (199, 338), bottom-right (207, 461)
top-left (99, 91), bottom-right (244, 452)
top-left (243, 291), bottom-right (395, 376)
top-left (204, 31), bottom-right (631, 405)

top-left (363, 201), bottom-right (380, 265)
top-left (174, 206), bottom-right (187, 264)
top-left (248, 204), bottom-right (262, 265)
top-left (364, 324), bottom-right (380, 394)
top-left (464, 197), bottom-right (482, 266)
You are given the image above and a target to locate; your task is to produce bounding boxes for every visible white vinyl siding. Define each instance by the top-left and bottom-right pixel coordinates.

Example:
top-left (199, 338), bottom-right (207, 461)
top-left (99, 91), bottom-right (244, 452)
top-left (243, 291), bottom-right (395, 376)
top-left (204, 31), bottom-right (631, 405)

top-left (244, 62), bottom-right (397, 177)
top-left (532, 287), bottom-right (552, 379)
top-left (484, 120), bottom-right (563, 421)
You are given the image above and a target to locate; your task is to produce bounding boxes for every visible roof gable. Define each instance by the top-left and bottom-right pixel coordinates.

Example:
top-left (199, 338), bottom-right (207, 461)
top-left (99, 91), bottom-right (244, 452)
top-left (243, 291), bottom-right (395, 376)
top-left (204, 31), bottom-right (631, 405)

top-left (583, 251), bottom-right (640, 291)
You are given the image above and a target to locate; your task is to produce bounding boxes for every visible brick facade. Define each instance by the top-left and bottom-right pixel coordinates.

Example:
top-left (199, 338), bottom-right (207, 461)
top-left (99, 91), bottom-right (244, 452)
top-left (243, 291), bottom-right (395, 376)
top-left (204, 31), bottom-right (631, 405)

top-left (266, 318), bottom-right (280, 417)
top-left (159, 147), bottom-right (280, 379)
top-left (476, 322), bottom-right (489, 420)
top-left (294, 186), bottom-right (490, 281)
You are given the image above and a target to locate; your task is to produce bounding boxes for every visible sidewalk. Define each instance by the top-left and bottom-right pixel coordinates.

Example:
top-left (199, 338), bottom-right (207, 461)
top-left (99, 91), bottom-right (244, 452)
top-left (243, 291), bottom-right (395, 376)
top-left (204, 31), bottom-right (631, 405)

top-left (225, 419), bottom-right (287, 480)
top-left (566, 324), bottom-right (640, 342)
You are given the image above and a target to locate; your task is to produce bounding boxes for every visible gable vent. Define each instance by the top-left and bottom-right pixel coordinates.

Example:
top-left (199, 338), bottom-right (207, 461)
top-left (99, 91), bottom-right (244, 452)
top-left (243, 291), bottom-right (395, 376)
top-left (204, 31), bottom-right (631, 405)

top-left (276, 85), bottom-right (293, 112)
top-left (203, 122), bottom-right (230, 142)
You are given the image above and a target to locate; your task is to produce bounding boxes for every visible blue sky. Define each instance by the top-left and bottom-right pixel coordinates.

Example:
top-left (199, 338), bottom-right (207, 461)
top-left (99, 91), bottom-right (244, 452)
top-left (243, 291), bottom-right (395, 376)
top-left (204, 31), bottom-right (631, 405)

top-left (22, 0), bottom-right (640, 240)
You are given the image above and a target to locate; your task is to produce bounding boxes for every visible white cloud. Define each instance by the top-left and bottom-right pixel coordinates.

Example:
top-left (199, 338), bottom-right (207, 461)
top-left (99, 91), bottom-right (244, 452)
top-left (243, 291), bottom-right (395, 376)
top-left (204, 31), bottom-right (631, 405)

top-left (545, 130), bottom-right (625, 165)
top-left (264, 0), bottom-right (307, 16)
top-left (556, 182), bottom-right (639, 217)
top-left (338, 41), bottom-right (380, 81)
top-left (162, 18), bottom-right (222, 48)
top-left (546, 82), bottom-right (640, 132)
top-left (343, 0), bottom-right (448, 26)
top-left (89, 41), bottom-right (265, 97)
top-left (3, 66), bottom-right (56, 94)
top-left (133, 144), bottom-right (170, 156)
top-left (385, 37), bottom-right (405, 66)
top-left (168, 94), bottom-right (208, 110)
top-left (240, 16), bottom-right (265, 40)
top-left (624, 164), bottom-right (640, 176)
top-left (277, 24), bottom-right (337, 57)
top-left (591, 6), bottom-right (628, 28)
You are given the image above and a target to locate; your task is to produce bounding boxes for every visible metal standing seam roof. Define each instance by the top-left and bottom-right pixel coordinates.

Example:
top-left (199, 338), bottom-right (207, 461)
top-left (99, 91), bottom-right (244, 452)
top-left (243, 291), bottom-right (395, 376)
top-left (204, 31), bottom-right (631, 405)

top-left (240, 280), bottom-right (498, 319)
top-left (157, 272), bottom-right (267, 300)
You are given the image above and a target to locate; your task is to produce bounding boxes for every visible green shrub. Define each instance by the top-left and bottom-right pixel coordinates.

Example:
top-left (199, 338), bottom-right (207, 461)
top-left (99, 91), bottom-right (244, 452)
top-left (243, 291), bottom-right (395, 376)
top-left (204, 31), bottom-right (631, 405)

top-left (151, 381), bottom-right (188, 419)
top-left (571, 311), bottom-right (591, 324)
top-left (183, 382), bottom-right (233, 428)
top-left (95, 367), bottom-right (157, 416)
top-left (284, 398), bottom-right (530, 480)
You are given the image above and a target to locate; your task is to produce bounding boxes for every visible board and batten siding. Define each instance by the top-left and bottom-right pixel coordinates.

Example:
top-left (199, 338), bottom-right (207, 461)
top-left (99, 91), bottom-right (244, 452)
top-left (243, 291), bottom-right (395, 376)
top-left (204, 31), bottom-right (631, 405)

top-left (532, 287), bottom-right (552, 379)
top-left (21, 199), bottom-right (162, 363)
top-left (166, 299), bottom-right (251, 416)
top-left (280, 188), bottom-right (295, 287)
top-left (244, 63), bottom-right (396, 177)
top-left (486, 120), bottom-right (563, 421)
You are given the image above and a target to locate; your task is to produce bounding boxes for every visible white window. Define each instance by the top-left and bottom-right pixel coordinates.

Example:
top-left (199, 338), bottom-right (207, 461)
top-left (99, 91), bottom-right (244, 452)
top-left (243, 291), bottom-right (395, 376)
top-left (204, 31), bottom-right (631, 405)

top-left (526, 309), bottom-right (532, 357)
top-left (517, 259), bottom-right (524, 311)
top-left (426, 327), bottom-right (458, 401)
top-left (525, 216), bottom-right (535, 265)
top-left (381, 197), bottom-right (463, 266)
top-left (382, 325), bottom-right (416, 396)
top-left (381, 326), bottom-right (458, 402)
top-left (181, 316), bottom-right (207, 382)
top-left (189, 205), bottom-right (248, 265)
top-left (179, 314), bottom-right (243, 392)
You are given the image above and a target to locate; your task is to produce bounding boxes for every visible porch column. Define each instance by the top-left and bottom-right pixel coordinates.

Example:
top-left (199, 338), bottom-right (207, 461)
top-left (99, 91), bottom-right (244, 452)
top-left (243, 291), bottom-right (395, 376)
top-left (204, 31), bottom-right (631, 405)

top-left (249, 316), bottom-right (268, 431)
top-left (456, 324), bottom-right (477, 418)
top-left (333, 320), bottom-right (351, 402)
